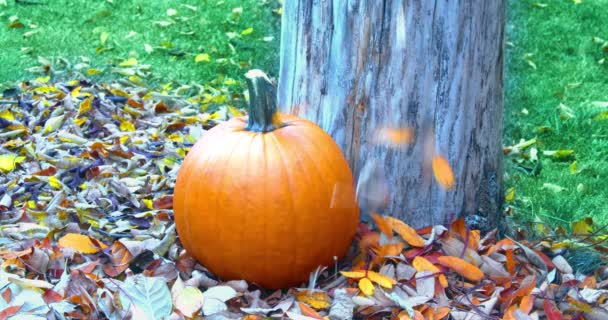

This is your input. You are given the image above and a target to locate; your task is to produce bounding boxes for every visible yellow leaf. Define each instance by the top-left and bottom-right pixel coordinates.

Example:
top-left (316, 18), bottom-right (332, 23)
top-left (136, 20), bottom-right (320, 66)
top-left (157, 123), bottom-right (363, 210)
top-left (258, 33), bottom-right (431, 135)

top-left (36, 76), bottom-right (50, 83)
top-left (295, 290), bottom-right (331, 309)
top-left (120, 121), bottom-right (136, 132)
top-left (77, 98), bottom-right (92, 117)
top-left (71, 86), bottom-right (82, 98)
top-left (74, 117), bottom-right (88, 126)
top-left (241, 27), bottom-right (253, 35)
top-left (143, 199), bottom-right (154, 210)
top-left (48, 176), bottom-right (62, 189)
top-left (505, 187), bottom-right (515, 202)
top-left (367, 271), bottom-right (396, 289)
top-left (0, 110), bottom-right (15, 121)
top-left (572, 217), bottom-right (593, 235)
top-left (226, 105), bottom-right (244, 117)
top-left (58, 233), bottom-right (107, 254)
top-left (432, 155), bottom-right (455, 189)
top-left (358, 277), bottom-right (374, 296)
top-left (86, 68), bottom-right (103, 75)
top-left (385, 217), bottom-right (425, 247)
top-left (195, 53), bottom-right (210, 63)
top-left (340, 270), bottom-right (366, 278)
top-left (437, 256), bottom-right (484, 282)
top-left (119, 58), bottom-right (138, 67)
top-left (0, 154), bottom-right (26, 173)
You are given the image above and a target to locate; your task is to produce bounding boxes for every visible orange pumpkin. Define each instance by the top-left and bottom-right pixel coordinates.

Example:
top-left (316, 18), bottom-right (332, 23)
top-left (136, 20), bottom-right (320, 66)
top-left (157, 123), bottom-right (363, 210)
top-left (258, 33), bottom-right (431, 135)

top-left (174, 70), bottom-right (359, 289)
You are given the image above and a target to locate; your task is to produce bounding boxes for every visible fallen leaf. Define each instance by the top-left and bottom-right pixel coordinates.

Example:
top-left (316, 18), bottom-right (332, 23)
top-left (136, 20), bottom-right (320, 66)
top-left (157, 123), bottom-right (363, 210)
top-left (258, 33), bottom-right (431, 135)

top-left (437, 256), bottom-right (484, 282)
top-left (385, 217), bottom-right (425, 247)
top-left (58, 233), bottom-right (107, 254)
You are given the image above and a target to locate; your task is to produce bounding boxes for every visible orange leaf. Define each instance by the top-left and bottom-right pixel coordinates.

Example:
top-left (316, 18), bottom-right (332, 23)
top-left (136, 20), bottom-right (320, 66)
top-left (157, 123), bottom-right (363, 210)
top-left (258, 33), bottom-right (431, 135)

top-left (451, 218), bottom-right (467, 239)
top-left (514, 275), bottom-right (536, 297)
top-left (432, 155), bottom-right (455, 189)
top-left (412, 256), bottom-right (448, 288)
top-left (385, 217), bottom-right (425, 247)
top-left (371, 213), bottom-right (393, 238)
top-left (58, 233), bottom-right (107, 254)
top-left (298, 302), bottom-right (323, 319)
top-left (520, 295), bottom-right (534, 314)
top-left (373, 127), bottom-right (414, 147)
top-left (437, 256), bottom-right (484, 282)
top-left (433, 307), bottom-right (451, 319)
top-left (505, 249), bottom-right (516, 275)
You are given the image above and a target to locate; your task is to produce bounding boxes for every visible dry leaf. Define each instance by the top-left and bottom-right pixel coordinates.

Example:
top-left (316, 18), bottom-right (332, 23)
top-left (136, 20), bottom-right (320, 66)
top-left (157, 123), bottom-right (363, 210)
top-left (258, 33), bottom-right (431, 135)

top-left (437, 256), bottom-right (484, 282)
top-left (385, 217), bottom-right (425, 247)
top-left (58, 233), bottom-right (107, 254)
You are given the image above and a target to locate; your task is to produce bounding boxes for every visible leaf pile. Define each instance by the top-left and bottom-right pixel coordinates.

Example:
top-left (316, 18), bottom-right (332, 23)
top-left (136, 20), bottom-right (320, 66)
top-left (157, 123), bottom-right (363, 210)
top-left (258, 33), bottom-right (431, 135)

top-left (0, 79), bottom-right (607, 319)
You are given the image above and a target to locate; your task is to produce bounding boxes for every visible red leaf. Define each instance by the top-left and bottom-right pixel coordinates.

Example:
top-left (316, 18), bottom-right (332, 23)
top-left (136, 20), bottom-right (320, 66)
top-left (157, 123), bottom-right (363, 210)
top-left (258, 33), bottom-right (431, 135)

top-left (1, 288), bottom-right (11, 303)
top-left (42, 289), bottom-right (64, 304)
top-left (0, 305), bottom-right (22, 319)
top-left (153, 195), bottom-right (174, 209)
top-left (544, 299), bottom-right (562, 320)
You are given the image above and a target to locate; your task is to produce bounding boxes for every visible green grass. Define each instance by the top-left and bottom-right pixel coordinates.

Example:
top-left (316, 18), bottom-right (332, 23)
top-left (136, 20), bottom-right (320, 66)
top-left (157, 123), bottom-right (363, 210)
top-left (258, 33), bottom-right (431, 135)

top-left (0, 0), bottom-right (281, 88)
top-left (505, 0), bottom-right (608, 228)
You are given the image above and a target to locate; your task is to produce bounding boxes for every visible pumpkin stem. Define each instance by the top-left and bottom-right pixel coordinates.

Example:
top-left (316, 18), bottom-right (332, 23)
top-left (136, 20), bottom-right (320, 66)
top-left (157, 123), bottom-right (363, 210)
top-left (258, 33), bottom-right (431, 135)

top-left (245, 69), bottom-right (284, 132)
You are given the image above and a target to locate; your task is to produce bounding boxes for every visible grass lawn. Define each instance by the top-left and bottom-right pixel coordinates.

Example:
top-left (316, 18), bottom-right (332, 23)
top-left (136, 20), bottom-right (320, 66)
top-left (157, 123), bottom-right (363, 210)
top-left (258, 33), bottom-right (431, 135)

top-left (1, 0), bottom-right (606, 230)
top-left (505, 0), bottom-right (608, 228)
top-left (0, 0), bottom-right (281, 88)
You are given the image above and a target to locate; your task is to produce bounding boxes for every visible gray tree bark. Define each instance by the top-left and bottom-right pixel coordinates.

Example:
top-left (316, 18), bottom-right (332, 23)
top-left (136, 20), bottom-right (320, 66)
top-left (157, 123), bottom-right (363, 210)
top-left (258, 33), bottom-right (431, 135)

top-left (278, 1), bottom-right (505, 230)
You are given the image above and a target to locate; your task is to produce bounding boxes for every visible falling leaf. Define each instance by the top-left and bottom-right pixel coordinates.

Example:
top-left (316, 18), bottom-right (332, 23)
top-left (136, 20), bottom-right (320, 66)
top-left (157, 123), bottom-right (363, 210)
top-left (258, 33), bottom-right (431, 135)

top-left (58, 233), bottom-right (107, 254)
top-left (0, 154), bottom-right (26, 173)
top-left (385, 217), bottom-right (425, 247)
top-left (241, 27), bottom-right (254, 35)
top-left (437, 256), bottom-right (484, 282)
top-left (373, 127), bottom-right (414, 147)
top-left (432, 155), bottom-right (455, 190)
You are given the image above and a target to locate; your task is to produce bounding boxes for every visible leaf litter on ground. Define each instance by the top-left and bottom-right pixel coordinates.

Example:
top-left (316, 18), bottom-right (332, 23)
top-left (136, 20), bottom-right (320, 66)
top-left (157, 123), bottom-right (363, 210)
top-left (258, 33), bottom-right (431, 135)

top-left (0, 77), bottom-right (606, 319)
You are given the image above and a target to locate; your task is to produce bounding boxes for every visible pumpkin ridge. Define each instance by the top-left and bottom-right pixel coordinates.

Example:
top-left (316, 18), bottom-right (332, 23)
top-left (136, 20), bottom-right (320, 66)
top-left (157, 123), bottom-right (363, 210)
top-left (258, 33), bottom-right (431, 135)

top-left (239, 132), bottom-right (259, 279)
top-left (268, 132), bottom-right (300, 284)
top-left (280, 127), bottom-right (332, 274)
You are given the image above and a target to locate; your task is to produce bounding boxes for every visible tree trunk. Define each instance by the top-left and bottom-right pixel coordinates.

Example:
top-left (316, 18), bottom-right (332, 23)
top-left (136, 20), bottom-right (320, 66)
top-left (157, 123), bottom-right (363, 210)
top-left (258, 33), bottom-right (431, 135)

top-left (278, 1), bottom-right (505, 230)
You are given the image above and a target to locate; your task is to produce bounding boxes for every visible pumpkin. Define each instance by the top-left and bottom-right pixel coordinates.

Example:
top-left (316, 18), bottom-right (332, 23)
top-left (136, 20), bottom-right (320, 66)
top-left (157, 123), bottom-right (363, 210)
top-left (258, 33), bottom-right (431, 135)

top-left (173, 69), bottom-right (359, 289)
